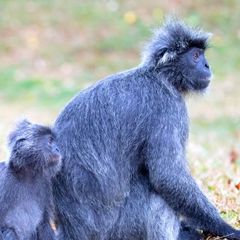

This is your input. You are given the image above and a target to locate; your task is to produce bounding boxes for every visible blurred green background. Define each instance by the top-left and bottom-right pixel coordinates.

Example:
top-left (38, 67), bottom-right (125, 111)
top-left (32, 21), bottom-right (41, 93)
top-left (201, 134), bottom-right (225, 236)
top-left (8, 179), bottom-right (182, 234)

top-left (0, 0), bottom-right (240, 232)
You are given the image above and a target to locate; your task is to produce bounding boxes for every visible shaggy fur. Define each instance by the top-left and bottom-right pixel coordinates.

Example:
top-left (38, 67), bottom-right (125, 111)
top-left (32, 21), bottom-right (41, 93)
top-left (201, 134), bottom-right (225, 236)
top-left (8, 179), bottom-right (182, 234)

top-left (0, 120), bottom-right (62, 240)
top-left (142, 19), bottom-right (210, 66)
top-left (53, 19), bottom-right (240, 240)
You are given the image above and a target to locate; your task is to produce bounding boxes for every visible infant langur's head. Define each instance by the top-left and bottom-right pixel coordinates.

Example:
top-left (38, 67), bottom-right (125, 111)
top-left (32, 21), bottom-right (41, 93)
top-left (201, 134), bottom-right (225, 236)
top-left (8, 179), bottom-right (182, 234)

top-left (7, 119), bottom-right (62, 178)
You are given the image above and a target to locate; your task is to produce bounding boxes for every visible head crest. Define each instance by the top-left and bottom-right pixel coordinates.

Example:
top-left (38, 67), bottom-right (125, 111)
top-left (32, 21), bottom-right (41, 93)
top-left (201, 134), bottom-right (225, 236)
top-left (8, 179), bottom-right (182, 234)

top-left (141, 18), bottom-right (211, 66)
top-left (7, 119), bottom-right (53, 148)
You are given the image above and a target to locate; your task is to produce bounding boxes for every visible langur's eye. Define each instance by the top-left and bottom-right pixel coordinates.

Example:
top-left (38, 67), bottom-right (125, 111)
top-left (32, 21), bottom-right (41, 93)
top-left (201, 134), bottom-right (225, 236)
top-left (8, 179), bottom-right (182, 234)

top-left (48, 136), bottom-right (54, 144)
top-left (17, 138), bottom-right (26, 144)
top-left (193, 51), bottom-right (200, 61)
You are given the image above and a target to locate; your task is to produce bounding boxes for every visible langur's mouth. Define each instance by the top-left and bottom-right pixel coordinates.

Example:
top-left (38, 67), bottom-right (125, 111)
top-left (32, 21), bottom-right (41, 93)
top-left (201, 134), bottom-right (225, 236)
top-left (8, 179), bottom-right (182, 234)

top-left (192, 78), bottom-right (210, 90)
top-left (48, 154), bottom-right (61, 166)
top-left (201, 78), bottom-right (210, 84)
top-left (198, 78), bottom-right (210, 89)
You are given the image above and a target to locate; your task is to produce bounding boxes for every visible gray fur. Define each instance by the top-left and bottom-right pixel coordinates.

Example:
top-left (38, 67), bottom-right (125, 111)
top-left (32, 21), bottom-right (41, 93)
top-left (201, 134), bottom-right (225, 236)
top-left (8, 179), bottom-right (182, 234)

top-left (0, 120), bottom-right (62, 240)
top-left (53, 19), bottom-right (240, 240)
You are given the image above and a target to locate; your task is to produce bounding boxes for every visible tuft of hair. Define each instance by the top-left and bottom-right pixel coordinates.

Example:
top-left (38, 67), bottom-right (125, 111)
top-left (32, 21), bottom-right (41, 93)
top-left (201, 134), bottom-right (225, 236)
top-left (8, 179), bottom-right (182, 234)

top-left (8, 119), bottom-right (53, 148)
top-left (141, 18), bottom-right (211, 67)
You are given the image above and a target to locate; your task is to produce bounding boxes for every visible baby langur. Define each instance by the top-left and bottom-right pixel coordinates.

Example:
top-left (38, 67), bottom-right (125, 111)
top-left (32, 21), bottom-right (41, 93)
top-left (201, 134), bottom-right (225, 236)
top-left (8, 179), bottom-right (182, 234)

top-left (0, 120), bottom-right (62, 240)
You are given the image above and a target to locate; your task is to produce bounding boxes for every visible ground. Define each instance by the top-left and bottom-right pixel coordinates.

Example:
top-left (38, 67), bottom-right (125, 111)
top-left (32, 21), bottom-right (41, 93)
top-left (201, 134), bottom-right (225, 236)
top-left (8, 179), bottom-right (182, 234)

top-left (0, 1), bottom-right (239, 239)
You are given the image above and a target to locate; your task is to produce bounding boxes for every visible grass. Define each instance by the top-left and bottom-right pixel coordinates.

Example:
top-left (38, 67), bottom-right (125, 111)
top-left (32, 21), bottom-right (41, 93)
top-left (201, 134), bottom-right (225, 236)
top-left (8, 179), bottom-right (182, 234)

top-left (0, 0), bottom-right (240, 238)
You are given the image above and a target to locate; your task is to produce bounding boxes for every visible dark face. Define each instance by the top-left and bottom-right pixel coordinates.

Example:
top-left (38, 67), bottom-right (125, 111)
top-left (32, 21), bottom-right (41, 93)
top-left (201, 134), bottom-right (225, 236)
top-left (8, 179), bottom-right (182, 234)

top-left (8, 121), bottom-right (62, 175)
top-left (37, 133), bottom-right (62, 168)
top-left (178, 47), bottom-right (212, 91)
